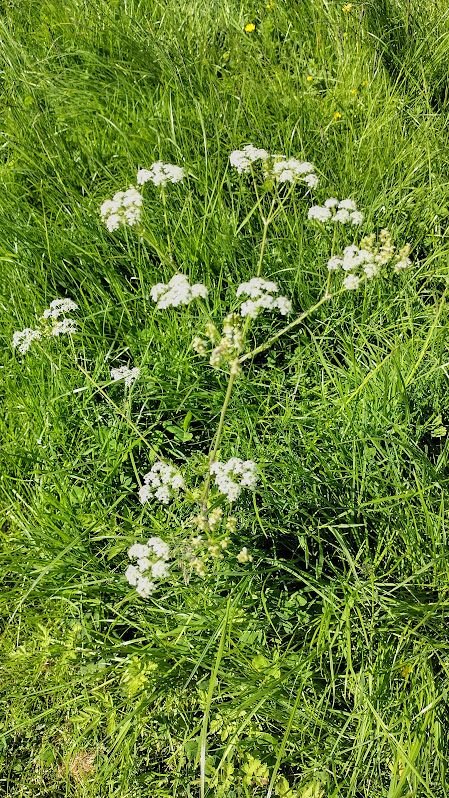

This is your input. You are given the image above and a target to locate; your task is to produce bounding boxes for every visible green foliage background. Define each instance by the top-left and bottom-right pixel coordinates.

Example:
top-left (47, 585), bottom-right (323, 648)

top-left (2, 0), bottom-right (449, 795)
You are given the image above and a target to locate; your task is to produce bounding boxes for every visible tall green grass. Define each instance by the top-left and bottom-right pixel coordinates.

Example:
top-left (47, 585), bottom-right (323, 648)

top-left (2, 1), bottom-right (449, 795)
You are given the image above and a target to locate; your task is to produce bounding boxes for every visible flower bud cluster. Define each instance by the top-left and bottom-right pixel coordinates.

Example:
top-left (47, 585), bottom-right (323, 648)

top-left (110, 365), bottom-right (140, 387)
top-left (125, 536), bottom-right (171, 598)
top-left (236, 277), bottom-right (292, 319)
top-left (139, 461), bottom-right (185, 505)
top-left (327, 229), bottom-right (412, 290)
top-left (210, 458), bottom-right (258, 502)
top-left (184, 532), bottom-right (230, 577)
top-left (150, 274), bottom-right (208, 309)
top-left (196, 314), bottom-right (244, 371)
top-left (12, 297), bottom-right (78, 354)
top-left (308, 198), bottom-right (364, 225)
top-left (137, 162), bottom-right (185, 187)
top-left (183, 512), bottom-right (241, 577)
top-left (100, 187), bottom-right (143, 231)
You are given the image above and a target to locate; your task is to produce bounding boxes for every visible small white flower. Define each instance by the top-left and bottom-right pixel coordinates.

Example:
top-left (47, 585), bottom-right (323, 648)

top-left (125, 564), bottom-right (140, 587)
top-left (236, 278), bottom-right (278, 298)
top-left (343, 273), bottom-right (361, 290)
top-left (210, 458), bottom-right (258, 502)
top-left (12, 328), bottom-right (42, 354)
top-left (42, 298), bottom-right (78, 320)
top-left (128, 543), bottom-right (150, 560)
top-left (273, 295), bottom-right (292, 315)
top-left (338, 198), bottom-right (357, 211)
top-left (137, 557), bottom-right (150, 572)
top-left (332, 208), bottom-right (351, 224)
top-left (151, 559), bottom-right (170, 579)
top-left (51, 318), bottom-right (77, 336)
top-left (394, 257), bottom-right (412, 272)
top-left (363, 262), bottom-right (380, 279)
top-left (137, 162), bottom-right (185, 187)
top-left (308, 205), bottom-right (332, 222)
top-left (100, 186), bottom-right (143, 231)
top-left (327, 256), bottom-right (343, 271)
top-left (303, 172), bottom-right (319, 188)
top-left (324, 197), bottom-right (339, 208)
top-left (135, 576), bottom-right (156, 598)
top-left (150, 274), bottom-right (208, 309)
top-left (139, 461), bottom-right (185, 504)
top-left (147, 537), bottom-right (170, 560)
top-left (350, 211), bottom-right (364, 225)
top-left (229, 145), bottom-right (269, 173)
top-left (110, 365), bottom-right (140, 387)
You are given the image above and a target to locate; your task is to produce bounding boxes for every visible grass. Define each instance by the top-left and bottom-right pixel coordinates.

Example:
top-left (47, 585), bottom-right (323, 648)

top-left (2, 0), bottom-right (449, 795)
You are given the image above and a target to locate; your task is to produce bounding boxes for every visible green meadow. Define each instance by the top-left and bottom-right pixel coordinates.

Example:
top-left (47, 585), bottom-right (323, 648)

top-left (2, 1), bottom-right (449, 795)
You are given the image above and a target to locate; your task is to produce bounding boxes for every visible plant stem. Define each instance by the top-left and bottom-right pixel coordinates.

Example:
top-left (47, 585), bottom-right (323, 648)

top-left (201, 361), bottom-right (239, 511)
top-left (239, 290), bottom-right (337, 364)
top-left (161, 186), bottom-right (174, 264)
top-left (201, 198), bottom-right (277, 508)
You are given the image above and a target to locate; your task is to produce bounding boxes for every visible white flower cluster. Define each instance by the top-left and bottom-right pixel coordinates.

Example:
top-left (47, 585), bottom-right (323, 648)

top-left (51, 318), bottom-right (78, 336)
top-left (125, 536), bottom-right (171, 598)
top-left (137, 161), bottom-right (185, 187)
top-left (43, 297), bottom-right (78, 336)
top-left (210, 458), bottom-right (258, 502)
top-left (328, 230), bottom-right (412, 290)
top-left (139, 461), bottom-right (185, 505)
top-left (270, 157), bottom-right (318, 187)
top-left (42, 298), bottom-right (78, 319)
top-left (236, 277), bottom-right (292, 318)
top-left (110, 365), bottom-right (140, 387)
top-left (308, 198), bottom-right (364, 225)
top-left (229, 144), bottom-right (318, 187)
top-left (12, 328), bottom-right (42, 354)
top-left (229, 145), bottom-right (269, 173)
top-left (12, 297), bottom-right (78, 354)
top-left (150, 274), bottom-right (208, 309)
top-left (100, 187), bottom-right (143, 232)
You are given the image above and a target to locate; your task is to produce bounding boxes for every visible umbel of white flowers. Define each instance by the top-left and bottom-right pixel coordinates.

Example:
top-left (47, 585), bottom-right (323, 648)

top-left (125, 536), bottom-right (171, 598)
top-left (308, 198), bottom-right (364, 225)
top-left (327, 230), bottom-right (412, 290)
top-left (137, 161), bottom-right (185, 187)
top-left (100, 187), bottom-right (143, 232)
top-left (110, 365), bottom-right (140, 387)
top-left (12, 298), bottom-right (78, 354)
top-left (150, 274), bottom-right (208, 309)
top-left (229, 144), bottom-right (318, 187)
top-left (210, 458), bottom-right (259, 502)
top-left (236, 277), bottom-right (292, 318)
top-left (139, 461), bottom-right (185, 505)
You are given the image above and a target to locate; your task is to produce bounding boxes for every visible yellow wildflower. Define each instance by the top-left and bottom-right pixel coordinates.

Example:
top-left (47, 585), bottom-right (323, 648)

top-left (342, 2), bottom-right (353, 10)
top-left (333, 111), bottom-right (342, 121)
top-left (244, 22), bottom-right (256, 32)
top-left (306, 75), bottom-right (314, 82)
